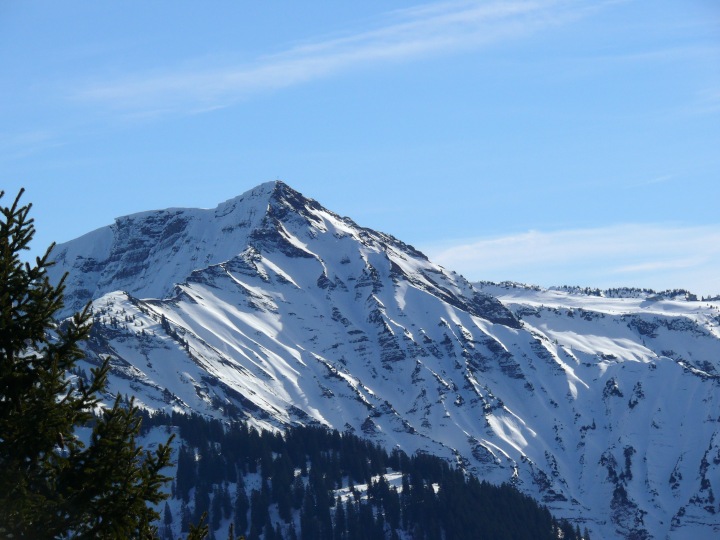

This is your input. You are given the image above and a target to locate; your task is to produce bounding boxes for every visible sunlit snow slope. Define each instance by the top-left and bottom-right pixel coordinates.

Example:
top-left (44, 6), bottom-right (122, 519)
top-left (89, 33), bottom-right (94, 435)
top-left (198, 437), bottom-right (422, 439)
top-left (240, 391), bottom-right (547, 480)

top-left (49, 182), bottom-right (720, 539)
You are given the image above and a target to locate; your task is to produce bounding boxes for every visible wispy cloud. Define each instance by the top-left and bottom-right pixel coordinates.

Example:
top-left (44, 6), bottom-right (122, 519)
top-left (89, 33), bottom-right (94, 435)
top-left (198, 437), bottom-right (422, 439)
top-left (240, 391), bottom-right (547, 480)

top-left (625, 174), bottom-right (675, 188)
top-left (595, 44), bottom-right (720, 65)
top-left (611, 258), bottom-right (701, 274)
top-left (72, 0), bottom-right (601, 115)
top-left (643, 174), bottom-right (674, 185)
top-left (0, 130), bottom-right (62, 161)
top-left (690, 87), bottom-right (720, 115)
top-left (423, 224), bottom-right (720, 295)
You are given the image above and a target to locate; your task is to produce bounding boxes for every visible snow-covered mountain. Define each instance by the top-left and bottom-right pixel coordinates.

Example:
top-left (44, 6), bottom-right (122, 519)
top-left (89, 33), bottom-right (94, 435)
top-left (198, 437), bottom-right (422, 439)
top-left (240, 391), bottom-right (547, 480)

top-left (49, 181), bottom-right (720, 539)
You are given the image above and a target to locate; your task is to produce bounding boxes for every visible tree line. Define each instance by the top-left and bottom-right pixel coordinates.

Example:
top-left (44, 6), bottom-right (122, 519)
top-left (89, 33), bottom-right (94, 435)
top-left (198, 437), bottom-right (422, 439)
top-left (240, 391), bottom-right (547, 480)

top-left (141, 411), bottom-right (590, 540)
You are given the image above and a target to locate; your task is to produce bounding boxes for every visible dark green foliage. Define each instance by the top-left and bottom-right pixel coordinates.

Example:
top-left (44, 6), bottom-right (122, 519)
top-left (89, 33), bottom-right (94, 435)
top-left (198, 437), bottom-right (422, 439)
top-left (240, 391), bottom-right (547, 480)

top-left (143, 410), bottom-right (586, 540)
top-left (194, 484), bottom-right (211, 526)
top-left (165, 502), bottom-right (174, 525)
top-left (177, 444), bottom-right (197, 502)
top-left (0, 190), bottom-right (190, 539)
top-left (187, 513), bottom-right (209, 540)
top-left (233, 484), bottom-right (250, 536)
top-left (181, 502), bottom-right (192, 533)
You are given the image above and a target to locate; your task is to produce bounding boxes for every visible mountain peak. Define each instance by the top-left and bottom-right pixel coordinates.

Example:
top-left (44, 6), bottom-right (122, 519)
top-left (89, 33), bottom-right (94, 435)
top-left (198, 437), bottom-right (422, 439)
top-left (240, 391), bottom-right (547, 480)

top-left (49, 180), bottom-right (519, 329)
top-left (267, 180), bottom-right (328, 222)
top-left (47, 180), bottom-right (720, 539)
top-left (212, 180), bottom-right (322, 229)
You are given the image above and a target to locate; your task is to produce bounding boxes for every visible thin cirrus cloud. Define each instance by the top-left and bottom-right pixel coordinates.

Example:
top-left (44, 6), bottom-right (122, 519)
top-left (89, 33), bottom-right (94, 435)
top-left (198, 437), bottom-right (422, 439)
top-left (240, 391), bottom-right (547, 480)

top-left (692, 87), bottom-right (720, 115)
top-left (0, 130), bottom-right (62, 160)
top-left (424, 224), bottom-right (720, 295)
top-left (72, 0), bottom-right (602, 114)
top-left (624, 174), bottom-right (675, 188)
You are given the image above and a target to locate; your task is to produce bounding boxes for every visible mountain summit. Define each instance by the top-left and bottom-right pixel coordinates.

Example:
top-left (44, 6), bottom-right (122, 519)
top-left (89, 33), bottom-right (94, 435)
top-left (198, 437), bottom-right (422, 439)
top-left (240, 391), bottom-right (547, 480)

top-left (51, 181), bottom-right (516, 327)
top-left (50, 181), bottom-right (720, 538)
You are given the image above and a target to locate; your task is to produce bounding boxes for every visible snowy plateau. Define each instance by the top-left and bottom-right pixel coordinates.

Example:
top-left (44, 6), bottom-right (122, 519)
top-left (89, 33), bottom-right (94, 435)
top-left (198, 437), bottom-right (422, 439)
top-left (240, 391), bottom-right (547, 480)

top-left (48, 181), bottom-right (720, 539)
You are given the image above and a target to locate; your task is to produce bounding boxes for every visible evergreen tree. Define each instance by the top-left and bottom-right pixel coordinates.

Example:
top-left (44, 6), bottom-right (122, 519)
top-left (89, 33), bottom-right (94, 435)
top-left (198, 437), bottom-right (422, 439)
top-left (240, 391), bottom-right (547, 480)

top-left (164, 502), bottom-right (174, 526)
top-left (333, 497), bottom-right (345, 540)
top-left (194, 485), bottom-right (211, 525)
top-left (249, 489), bottom-right (269, 533)
top-left (233, 486), bottom-right (249, 536)
top-left (181, 502), bottom-right (192, 533)
top-left (211, 484), bottom-right (223, 531)
top-left (0, 191), bottom-right (208, 539)
top-left (221, 482), bottom-right (233, 520)
top-left (177, 444), bottom-right (197, 502)
top-left (0, 189), bottom-right (176, 538)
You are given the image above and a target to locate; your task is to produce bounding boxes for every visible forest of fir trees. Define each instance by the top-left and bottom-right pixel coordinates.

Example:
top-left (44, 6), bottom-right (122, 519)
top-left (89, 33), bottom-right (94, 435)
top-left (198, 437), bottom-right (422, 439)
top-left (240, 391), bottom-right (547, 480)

top-left (138, 411), bottom-right (590, 540)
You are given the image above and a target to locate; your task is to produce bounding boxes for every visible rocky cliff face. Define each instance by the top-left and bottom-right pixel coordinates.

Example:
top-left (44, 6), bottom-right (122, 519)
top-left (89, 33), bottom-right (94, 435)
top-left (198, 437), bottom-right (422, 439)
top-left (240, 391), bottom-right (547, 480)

top-left (50, 181), bottom-right (720, 539)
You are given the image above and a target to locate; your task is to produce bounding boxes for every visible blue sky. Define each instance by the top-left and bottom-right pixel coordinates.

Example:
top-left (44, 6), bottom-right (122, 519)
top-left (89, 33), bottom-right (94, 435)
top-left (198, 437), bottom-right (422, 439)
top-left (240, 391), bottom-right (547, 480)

top-left (2, 1), bottom-right (720, 295)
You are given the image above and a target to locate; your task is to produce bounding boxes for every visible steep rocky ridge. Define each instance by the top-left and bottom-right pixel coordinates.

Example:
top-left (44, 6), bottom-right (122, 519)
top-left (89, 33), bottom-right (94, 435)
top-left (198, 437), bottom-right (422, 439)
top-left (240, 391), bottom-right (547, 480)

top-left (49, 182), bottom-right (720, 539)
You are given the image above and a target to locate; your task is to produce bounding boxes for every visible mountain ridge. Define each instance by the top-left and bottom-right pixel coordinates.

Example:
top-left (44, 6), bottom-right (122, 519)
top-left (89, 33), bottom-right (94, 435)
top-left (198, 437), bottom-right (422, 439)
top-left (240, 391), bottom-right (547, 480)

top-left (50, 181), bottom-right (720, 539)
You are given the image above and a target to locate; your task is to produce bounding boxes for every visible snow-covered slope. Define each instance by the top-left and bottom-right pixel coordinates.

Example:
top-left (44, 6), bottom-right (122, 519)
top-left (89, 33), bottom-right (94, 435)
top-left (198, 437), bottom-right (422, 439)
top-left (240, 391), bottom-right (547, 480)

top-left (50, 182), bottom-right (720, 539)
